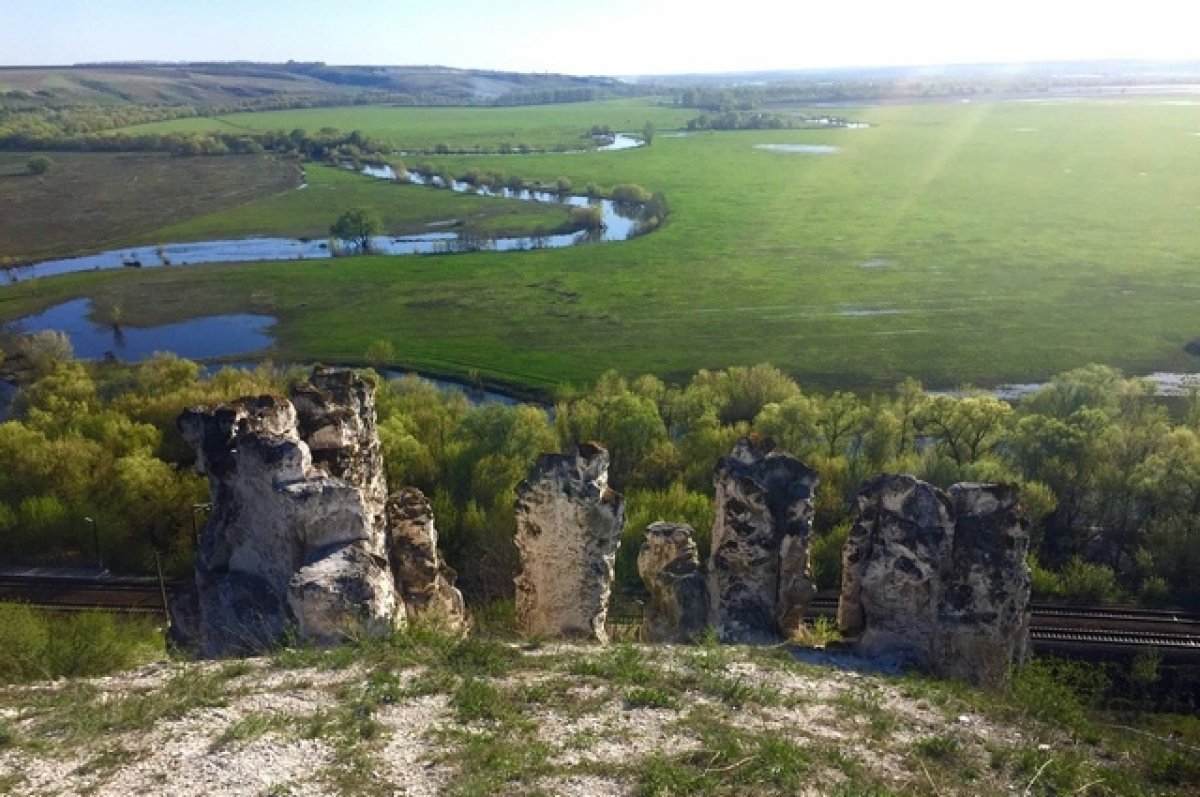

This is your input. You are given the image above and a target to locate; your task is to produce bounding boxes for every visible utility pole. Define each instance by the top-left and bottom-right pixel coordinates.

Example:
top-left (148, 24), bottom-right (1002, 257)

top-left (84, 516), bottom-right (103, 572)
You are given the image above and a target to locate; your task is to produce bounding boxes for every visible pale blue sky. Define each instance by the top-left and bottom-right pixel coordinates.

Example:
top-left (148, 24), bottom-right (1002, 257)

top-left (2, 0), bottom-right (1197, 75)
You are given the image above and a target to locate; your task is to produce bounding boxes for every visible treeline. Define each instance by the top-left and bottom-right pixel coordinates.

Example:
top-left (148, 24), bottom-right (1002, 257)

top-left (686, 110), bottom-right (797, 131)
top-left (672, 72), bottom-right (1200, 108)
top-left (0, 123), bottom-right (391, 160)
top-left (681, 108), bottom-right (859, 131)
top-left (1, 343), bottom-right (1196, 608)
top-left (0, 93), bottom-right (399, 136)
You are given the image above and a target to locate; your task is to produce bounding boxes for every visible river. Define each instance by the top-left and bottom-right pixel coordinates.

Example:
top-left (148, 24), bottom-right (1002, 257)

top-left (4, 156), bottom-right (656, 284)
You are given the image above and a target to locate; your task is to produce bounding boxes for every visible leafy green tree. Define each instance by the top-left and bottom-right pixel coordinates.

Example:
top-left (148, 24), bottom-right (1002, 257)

top-left (916, 394), bottom-right (1012, 465)
top-left (330, 207), bottom-right (382, 253)
top-left (642, 121), bottom-right (655, 146)
top-left (690, 364), bottom-right (801, 426)
top-left (365, 339), bottom-right (395, 368)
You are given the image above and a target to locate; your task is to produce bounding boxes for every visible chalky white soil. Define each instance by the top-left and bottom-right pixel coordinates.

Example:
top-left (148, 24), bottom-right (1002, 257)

top-left (0, 645), bottom-right (1069, 796)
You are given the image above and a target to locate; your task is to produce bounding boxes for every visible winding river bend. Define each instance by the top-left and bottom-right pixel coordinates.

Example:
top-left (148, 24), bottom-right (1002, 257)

top-left (5, 146), bottom-right (656, 284)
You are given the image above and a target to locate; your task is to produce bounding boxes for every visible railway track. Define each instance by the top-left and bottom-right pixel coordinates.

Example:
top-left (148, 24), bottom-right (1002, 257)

top-left (0, 573), bottom-right (177, 615)
top-left (6, 574), bottom-right (1200, 660)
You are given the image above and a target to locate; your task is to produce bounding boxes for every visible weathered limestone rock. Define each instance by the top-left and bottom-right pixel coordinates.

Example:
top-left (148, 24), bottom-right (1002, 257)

top-left (175, 367), bottom-right (465, 656)
top-left (638, 522), bottom-right (708, 643)
top-left (513, 443), bottom-right (625, 641)
top-left (936, 483), bottom-right (1032, 685)
top-left (838, 474), bottom-right (955, 663)
top-left (707, 437), bottom-right (819, 643)
top-left (385, 488), bottom-right (467, 632)
top-left (289, 541), bottom-right (400, 645)
top-left (292, 367), bottom-right (388, 528)
top-left (838, 474), bottom-right (1032, 685)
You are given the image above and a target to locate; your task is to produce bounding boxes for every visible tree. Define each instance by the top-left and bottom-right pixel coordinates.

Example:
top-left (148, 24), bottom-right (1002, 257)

top-left (642, 121), bottom-right (655, 146)
top-left (915, 394), bottom-right (1012, 465)
top-left (365, 339), bottom-right (395, 368)
top-left (26, 155), bottom-right (53, 175)
top-left (330, 207), bottom-right (382, 253)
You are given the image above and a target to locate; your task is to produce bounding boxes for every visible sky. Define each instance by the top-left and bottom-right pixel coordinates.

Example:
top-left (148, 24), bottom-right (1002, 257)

top-left (2, 0), bottom-right (1198, 76)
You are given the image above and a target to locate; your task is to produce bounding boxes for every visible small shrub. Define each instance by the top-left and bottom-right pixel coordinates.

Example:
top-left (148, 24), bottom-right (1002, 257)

top-left (1011, 658), bottom-right (1108, 735)
top-left (791, 615), bottom-right (840, 648)
top-left (1138, 575), bottom-right (1170, 605)
top-left (452, 677), bottom-right (514, 723)
top-left (625, 686), bottom-right (678, 710)
top-left (912, 734), bottom-right (962, 761)
top-left (444, 636), bottom-right (519, 678)
top-left (26, 155), bottom-right (53, 175)
top-left (470, 598), bottom-right (516, 637)
top-left (1058, 557), bottom-right (1126, 604)
top-left (1028, 554), bottom-right (1063, 598)
top-left (568, 205), bottom-right (603, 231)
top-left (1147, 749), bottom-right (1200, 786)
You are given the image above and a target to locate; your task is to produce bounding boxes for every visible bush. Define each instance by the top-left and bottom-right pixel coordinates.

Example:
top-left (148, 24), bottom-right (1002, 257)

top-left (1058, 557), bottom-right (1126, 604)
top-left (568, 205), bottom-right (604, 231)
top-left (1139, 575), bottom-right (1171, 605)
top-left (26, 155), bottom-right (53, 175)
top-left (0, 604), bottom-right (163, 683)
top-left (1011, 658), bottom-right (1109, 734)
top-left (1028, 554), bottom-right (1063, 599)
top-left (611, 183), bottom-right (652, 204)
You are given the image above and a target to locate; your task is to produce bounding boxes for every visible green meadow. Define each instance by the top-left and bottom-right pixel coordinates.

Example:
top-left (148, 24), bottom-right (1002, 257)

top-left (5, 98), bottom-right (1200, 392)
top-left (133, 163), bottom-right (574, 243)
top-left (118, 98), bottom-right (693, 151)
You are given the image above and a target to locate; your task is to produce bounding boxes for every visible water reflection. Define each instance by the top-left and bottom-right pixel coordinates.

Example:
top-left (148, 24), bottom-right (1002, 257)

top-left (15, 299), bottom-right (275, 361)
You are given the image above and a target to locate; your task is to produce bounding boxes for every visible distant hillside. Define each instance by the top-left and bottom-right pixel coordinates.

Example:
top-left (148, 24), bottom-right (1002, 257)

top-left (0, 61), bottom-right (643, 110)
top-left (636, 58), bottom-right (1200, 86)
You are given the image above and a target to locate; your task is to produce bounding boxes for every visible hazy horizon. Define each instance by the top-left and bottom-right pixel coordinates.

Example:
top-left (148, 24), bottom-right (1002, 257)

top-left (3, 0), bottom-right (1198, 77)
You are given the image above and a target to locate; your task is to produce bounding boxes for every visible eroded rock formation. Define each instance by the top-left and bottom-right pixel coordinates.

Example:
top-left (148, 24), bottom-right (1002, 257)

top-left (385, 488), bottom-right (467, 632)
top-left (513, 443), bottom-right (625, 641)
top-left (707, 437), bottom-right (819, 643)
top-left (937, 483), bottom-right (1032, 685)
top-left (638, 522), bottom-right (708, 643)
top-left (838, 475), bottom-right (1031, 685)
top-left (175, 367), bottom-right (464, 656)
top-left (838, 474), bottom-right (954, 663)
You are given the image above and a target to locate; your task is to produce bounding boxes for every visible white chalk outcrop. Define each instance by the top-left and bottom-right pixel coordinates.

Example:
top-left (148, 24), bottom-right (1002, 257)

top-left (175, 367), bottom-right (464, 656)
top-left (513, 443), bottom-right (625, 641)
